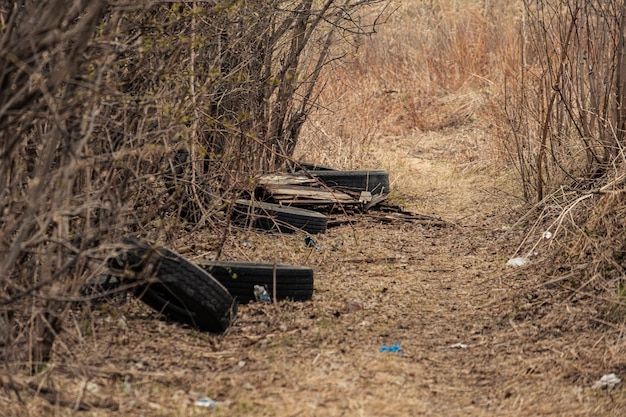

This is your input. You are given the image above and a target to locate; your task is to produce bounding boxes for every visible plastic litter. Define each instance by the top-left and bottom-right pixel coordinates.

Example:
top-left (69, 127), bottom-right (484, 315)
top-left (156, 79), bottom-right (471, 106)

top-left (450, 342), bottom-right (468, 349)
top-left (345, 301), bottom-right (364, 312)
top-left (253, 285), bottom-right (271, 302)
top-left (379, 343), bottom-right (403, 354)
top-left (506, 257), bottom-right (529, 267)
top-left (123, 376), bottom-right (132, 393)
top-left (304, 235), bottom-right (324, 250)
top-left (194, 397), bottom-right (217, 408)
top-left (543, 231), bottom-right (553, 239)
top-left (592, 373), bottom-right (621, 391)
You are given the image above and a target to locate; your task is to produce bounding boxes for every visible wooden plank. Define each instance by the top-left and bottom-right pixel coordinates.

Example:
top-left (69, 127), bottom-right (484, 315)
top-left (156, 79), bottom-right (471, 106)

top-left (264, 184), bottom-right (358, 204)
top-left (258, 173), bottom-right (315, 186)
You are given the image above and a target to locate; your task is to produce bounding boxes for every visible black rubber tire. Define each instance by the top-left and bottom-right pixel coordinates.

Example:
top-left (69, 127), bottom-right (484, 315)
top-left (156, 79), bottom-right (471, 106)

top-left (199, 261), bottom-right (314, 303)
top-left (305, 170), bottom-right (390, 195)
top-left (233, 199), bottom-right (327, 234)
top-left (108, 238), bottom-right (237, 333)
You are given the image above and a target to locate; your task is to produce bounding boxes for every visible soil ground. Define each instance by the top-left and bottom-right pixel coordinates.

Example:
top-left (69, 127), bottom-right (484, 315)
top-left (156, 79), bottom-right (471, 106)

top-left (7, 127), bottom-right (626, 417)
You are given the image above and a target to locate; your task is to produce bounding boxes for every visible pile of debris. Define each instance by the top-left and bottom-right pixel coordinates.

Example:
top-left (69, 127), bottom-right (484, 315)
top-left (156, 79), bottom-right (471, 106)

top-left (232, 164), bottom-right (446, 234)
top-left (94, 164), bottom-right (447, 335)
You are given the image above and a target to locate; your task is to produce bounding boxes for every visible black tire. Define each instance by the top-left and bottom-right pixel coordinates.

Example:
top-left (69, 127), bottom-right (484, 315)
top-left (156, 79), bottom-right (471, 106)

top-left (233, 199), bottom-right (327, 234)
top-left (305, 170), bottom-right (390, 195)
top-left (108, 238), bottom-right (237, 333)
top-left (199, 261), bottom-right (314, 303)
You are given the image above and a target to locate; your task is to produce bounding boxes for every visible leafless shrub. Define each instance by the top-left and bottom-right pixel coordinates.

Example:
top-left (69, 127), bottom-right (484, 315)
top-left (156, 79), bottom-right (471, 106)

top-left (499, 0), bottom-right (626, 323)
top-left (0, 0), bottom-right (387, 391)
top-left (505, 0), bottom-right (626, 202)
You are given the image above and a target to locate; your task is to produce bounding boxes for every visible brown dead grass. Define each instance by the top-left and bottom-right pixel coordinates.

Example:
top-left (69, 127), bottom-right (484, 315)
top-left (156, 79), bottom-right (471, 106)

top-left (6, 131), bottom-right (626, 415)
top-left (3, 1), bottom-right (626, 416)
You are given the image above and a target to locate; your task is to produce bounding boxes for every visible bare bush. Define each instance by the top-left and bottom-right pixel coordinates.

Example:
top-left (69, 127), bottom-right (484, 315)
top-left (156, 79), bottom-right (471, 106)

top-left (0, 0), bottom-right (386, 390)
top-left (0, 0), bottom-right (111, 372)
top-left (505, 0), bottom-right (626, 201)
top-left (499, 0), bottom-right (626, 324)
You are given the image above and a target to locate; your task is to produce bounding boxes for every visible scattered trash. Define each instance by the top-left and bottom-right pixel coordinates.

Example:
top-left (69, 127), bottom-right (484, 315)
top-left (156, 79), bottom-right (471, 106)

top-left (592, 373), bottom-right (621, 391)
top-left (243, 238), bottom-right (250, 247)
top-left (253, 285), bottom-right (271, 302)
top-left (331, 242), bottom-right (342, 251)
top-left (506, 257), bottom-right (529, 267)
top-left (304, 235), bottom-right (324, 250)
top-left (359, 191), bottom-right (373, 203)
top-left (85, 382), bottom-right (100, 395)
top-left (449, 343), bottom-right (468, 349)
top-left (194, 397), bottom-right (217, 408)
top-left (345, 301), bottom-right (364, 312)
top-left (123, 375), bottom-right (132, 393)
top-left (542, 231), bottom-right (553, 239)
top-left (379, 343), bottom-right (403, 354)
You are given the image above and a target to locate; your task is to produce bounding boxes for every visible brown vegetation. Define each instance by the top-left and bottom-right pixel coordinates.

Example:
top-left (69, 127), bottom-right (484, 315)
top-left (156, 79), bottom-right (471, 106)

top-left (2, 0), bottom-right (626, 415)
top-left (0, 0), bottom-right (384, 381)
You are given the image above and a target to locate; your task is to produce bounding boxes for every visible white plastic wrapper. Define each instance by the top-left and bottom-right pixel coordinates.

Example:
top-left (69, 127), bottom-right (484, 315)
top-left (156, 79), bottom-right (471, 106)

top-left (506, 257), bottom-right (529, 267)
top-left (592, 373), bottom-right (621, 391)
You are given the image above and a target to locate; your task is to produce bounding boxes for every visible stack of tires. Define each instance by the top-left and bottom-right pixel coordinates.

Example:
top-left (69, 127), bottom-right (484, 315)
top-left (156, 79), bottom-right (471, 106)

top-left (102, 164), bottom-right (390, 333)
top-left (232, 164), bottom-right (390, 234)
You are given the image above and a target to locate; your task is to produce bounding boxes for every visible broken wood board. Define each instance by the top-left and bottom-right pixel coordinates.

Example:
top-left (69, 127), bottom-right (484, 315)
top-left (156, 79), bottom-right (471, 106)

top-left (262, 184), bottom-right (358, 205)
top-left (258, 173), bottom-right (316, 186)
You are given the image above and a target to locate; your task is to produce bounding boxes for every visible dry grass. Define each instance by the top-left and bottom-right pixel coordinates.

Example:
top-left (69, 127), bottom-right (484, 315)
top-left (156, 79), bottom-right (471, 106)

top-left (5, 149), bottom-right (625, 415)
top-left (3, 1), bottom-right (626, 416)
top-left (294, 0), bottom-right (519, 208)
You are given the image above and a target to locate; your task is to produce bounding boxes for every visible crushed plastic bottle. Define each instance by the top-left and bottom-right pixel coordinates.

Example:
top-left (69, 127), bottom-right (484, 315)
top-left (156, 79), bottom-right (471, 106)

top-left (194, 397), bottom-right (217, 408)
top-left (379, 343), bottom-right (403, 354)
top-left (254, 285), bottom-right (271, 302)
top-left (506, 257), bottom-right (529, 267)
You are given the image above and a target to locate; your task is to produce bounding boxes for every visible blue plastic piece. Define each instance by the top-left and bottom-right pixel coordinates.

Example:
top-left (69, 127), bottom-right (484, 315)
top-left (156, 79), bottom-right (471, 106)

top-left (379, 343), bottom-right (403, 354)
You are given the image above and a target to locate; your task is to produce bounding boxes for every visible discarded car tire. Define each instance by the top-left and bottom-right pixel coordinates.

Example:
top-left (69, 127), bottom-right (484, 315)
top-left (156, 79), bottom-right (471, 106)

top-left (199, 261), bottom-right (314, 303)
top-left (305, 170), bottom-right (390, 195)
top-left (108, 238), bottom-right (237, 333)
top-left (233, 199), bottom-right (327, 234)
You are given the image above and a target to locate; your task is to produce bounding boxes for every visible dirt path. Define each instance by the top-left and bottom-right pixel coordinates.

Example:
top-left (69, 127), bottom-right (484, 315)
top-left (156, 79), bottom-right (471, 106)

top-left (45, 130), bottom-right (625, 416)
